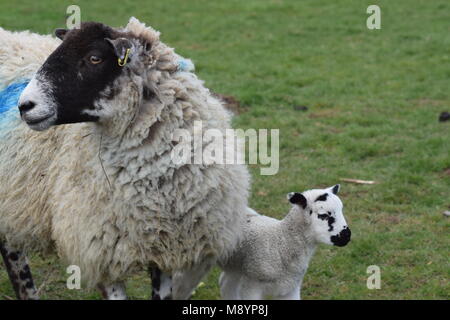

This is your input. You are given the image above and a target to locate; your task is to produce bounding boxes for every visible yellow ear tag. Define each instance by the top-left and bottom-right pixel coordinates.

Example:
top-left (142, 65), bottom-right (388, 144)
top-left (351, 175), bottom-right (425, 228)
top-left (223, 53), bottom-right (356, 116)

top-left (118, 48), bottom-right (131, 67)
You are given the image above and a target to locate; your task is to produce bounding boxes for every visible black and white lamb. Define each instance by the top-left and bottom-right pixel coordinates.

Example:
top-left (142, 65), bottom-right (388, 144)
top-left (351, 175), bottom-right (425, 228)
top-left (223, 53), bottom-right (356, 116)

top-left (219, 185), bottom-right (351, 300)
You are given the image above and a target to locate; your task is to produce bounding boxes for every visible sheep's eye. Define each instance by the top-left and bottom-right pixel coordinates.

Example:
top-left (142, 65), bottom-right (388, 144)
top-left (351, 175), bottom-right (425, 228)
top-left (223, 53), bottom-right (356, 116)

top-left (89, 56), bottom-right (102, 64)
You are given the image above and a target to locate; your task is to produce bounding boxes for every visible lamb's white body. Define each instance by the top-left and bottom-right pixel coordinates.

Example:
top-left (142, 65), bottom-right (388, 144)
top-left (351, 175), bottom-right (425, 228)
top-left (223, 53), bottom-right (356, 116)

top-left (219, 187), bottom-right (350, 300)
top-left (0, 20), bottom-right (250, 293)
top-left (219, 208), bottom-right (313, 300)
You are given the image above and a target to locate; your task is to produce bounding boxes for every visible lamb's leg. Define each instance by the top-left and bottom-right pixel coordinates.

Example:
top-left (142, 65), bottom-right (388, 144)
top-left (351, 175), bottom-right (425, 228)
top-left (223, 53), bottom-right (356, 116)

top-left (172, 258), bottom-right (215, 300)
top-left (150, 267), bottom-right (173, 300)
top-left (239, 280), bottom-right (264, 300)
top-left (273, 284), bottom-right (301, 300)
top-left (0, 241), bottom-right (39, 300)
top-left (219, 271), bottom-right (242, 300)
top-left (97, 282), bottom-right (127, 300)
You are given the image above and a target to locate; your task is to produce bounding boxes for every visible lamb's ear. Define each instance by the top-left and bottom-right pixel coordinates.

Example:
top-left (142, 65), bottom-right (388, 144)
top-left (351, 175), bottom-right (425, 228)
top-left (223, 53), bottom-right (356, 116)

top-left (55, 29), bottom-right (68, 40)
top-left (105, 38), bottom-right (134, 62)
top-left (287, 192), bottom-right (307, 209)
top-left (329, 184), bottom-right (340, 195)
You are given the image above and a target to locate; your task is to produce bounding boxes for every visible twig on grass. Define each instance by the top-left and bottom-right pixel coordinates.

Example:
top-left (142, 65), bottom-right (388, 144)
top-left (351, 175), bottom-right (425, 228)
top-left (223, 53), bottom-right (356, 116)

top-left (340, 178), bottom-right (377, 185)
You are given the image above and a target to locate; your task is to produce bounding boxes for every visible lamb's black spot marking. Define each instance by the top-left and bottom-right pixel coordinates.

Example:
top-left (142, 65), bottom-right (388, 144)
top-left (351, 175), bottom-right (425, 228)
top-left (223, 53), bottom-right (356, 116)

top-left (331, 227), bottom-right (351, 246)
top-left (25, 281), bottom-right (34, 289)
top-left (315, 193), bottom-right (329, 202)
top-left (327, 216), bottom-right (335, 232)
top-left (331, 184), bottom-right (340, 195)
top-left (318, 212), bottom-right (335, 231)
top-left (309, 210), bottom-right (313, 215)
top-left (289, 192), bottom-right (307, 209)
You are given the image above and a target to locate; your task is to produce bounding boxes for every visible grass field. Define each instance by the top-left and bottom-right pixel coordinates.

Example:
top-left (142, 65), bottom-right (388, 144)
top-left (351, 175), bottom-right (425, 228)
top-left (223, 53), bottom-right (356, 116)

top-left (0, 0), bottom-right (448, 300)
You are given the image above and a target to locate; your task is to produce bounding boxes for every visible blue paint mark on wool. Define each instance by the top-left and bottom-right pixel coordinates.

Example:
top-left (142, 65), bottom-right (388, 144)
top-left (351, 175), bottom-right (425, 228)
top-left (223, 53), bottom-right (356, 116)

top-left (177, 58), bottom-right (195, 72)
top-left (0, 81), bottom-right (29, 116)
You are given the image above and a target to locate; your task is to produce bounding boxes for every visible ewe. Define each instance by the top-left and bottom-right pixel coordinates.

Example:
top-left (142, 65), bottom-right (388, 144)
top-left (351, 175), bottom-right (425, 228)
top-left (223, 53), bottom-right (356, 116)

top-left (0, 18), bottom-right (250, 299)
top-left (219, 185), bottom-right (351, 300)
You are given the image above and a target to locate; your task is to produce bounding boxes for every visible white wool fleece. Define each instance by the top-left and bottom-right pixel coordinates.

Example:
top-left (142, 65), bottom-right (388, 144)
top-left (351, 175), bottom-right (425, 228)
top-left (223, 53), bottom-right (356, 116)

top-left (0, 19), bottom-right (251, 288)
top-left (0, 27), bottom-right (61, 89)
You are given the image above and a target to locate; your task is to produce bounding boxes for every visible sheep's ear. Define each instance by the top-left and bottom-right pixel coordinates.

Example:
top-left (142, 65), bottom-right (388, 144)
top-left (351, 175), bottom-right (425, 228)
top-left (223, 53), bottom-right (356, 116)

top-left (329, 184), bottom-right (340, 195)
top-left (287, 192), bottom-right (307, 209)
top-left (105, 38), bottom-right (134, 61)
top-left (55, 29), bottom-right (68, 40)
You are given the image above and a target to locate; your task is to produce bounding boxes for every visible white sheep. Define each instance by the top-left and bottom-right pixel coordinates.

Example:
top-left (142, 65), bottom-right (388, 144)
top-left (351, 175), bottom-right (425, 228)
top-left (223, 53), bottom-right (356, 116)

top-left (219, 185), bottom-right (351, 300)
top-left (0, 18), bottom-right (251, 299)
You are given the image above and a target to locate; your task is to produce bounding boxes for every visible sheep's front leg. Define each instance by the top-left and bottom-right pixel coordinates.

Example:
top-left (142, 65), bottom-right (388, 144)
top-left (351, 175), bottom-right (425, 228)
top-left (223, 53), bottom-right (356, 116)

top-left (0, 241), bottom-right (39, 300)
top-left (97, 282), bottom-right (127, 300)
top-left (150, 267), bottom-right (172, 300)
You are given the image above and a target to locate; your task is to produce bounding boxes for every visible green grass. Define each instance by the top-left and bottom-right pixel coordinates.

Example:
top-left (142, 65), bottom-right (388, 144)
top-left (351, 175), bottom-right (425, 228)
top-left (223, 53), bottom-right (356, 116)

top-left (0, 0), bottom-right (449, 300)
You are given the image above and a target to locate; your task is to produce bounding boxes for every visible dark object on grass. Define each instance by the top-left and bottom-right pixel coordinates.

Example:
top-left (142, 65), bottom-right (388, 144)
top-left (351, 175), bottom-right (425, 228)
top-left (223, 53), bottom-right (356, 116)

top-left (439, 111), bottom-right (450, 122)
top-left (294, 105), bottom-right (308, 112)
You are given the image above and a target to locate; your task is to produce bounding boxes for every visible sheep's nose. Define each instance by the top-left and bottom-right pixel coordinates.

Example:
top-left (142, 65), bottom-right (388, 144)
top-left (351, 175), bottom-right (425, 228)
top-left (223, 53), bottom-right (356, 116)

top-left (18, 101), bottom-right (36, 115)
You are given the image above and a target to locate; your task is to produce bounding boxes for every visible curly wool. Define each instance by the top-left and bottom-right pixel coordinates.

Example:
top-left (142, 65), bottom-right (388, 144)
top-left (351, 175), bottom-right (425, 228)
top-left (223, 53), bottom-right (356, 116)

top-left (0, 28), bottom-right (61, 251)
top-left (0, 19), bottom-right (251, 287)
top-left (0, 27), bottom-right (60, 89)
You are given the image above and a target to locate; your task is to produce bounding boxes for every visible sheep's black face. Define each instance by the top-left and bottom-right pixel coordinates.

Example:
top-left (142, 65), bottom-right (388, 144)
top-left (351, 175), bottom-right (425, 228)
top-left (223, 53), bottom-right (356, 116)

top-left (18, 22), bottom-right (125, 131)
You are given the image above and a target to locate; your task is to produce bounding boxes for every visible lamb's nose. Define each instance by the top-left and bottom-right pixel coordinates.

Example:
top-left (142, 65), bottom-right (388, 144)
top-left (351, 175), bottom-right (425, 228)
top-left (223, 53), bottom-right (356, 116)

top-left (18, 101), bottom-right (36, 115)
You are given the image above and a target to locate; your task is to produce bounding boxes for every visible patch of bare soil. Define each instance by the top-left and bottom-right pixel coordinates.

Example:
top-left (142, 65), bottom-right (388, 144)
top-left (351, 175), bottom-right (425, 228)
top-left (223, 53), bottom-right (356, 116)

top-left (212, 92), bottom-right (243, 115)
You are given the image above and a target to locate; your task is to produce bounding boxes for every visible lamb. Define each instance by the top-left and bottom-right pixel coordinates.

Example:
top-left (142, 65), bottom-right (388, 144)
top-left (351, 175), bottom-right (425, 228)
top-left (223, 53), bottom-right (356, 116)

top-left (219, 185), bottom-right (351, 300)
top-left (0, 18), bottom-right (251, 299)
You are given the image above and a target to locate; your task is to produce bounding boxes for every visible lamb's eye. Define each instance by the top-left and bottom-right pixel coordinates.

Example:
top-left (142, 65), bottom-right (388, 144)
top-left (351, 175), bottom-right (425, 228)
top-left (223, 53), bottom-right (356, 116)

top-left (89, 56), bottom-right (102, 64)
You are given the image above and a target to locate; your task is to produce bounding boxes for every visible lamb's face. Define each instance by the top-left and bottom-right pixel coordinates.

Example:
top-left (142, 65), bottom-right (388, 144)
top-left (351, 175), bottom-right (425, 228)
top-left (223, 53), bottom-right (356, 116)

top-left (18, 22), bottom-right (147, 131)
top-left (288, 185), bottom-right (351, 247)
